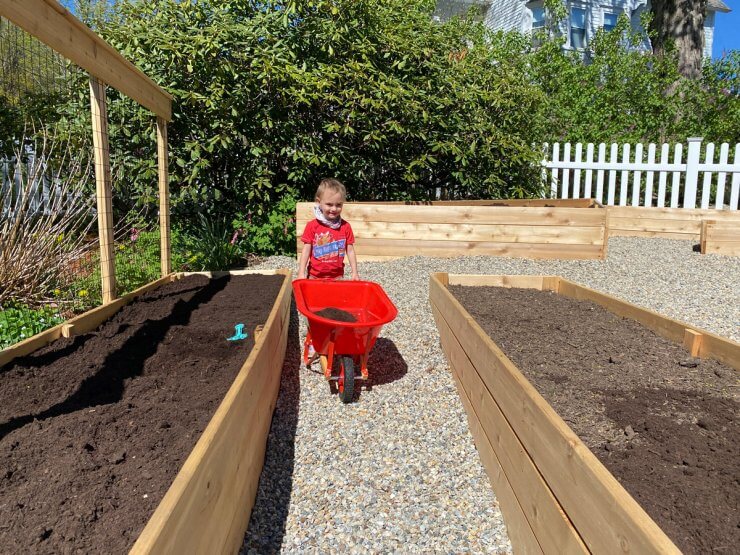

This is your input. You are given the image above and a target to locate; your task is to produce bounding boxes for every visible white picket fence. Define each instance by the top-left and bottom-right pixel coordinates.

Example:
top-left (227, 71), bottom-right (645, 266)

top-left (543, 138), bottom-right (740, 210)
top-left (0, 150), bottom-right (76, 219)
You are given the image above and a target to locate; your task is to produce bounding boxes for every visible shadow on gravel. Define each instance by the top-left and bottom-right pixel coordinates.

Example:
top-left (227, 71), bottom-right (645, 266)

top-left (240, 302), bottom-right (301, 554)
top-left (324, 337), bottom-right (408, 402)
top-left (366, 337), bottom-right (408, 387)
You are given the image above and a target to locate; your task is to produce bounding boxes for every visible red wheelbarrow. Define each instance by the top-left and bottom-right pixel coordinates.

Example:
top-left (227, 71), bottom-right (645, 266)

top-left (292, 279), bottom-right (398, 403)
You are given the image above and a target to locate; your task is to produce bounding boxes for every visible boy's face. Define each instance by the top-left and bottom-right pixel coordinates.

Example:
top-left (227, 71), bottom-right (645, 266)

top-left (317, 189), bottom-right (345, 220)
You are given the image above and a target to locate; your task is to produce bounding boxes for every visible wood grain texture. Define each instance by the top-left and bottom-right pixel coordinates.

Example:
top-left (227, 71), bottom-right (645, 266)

top-left (607, 206), bottom-right (740, 239)
top-left (157, 117), bottom-right (172, 275)
top-left (438, 321), bottom-right (545, 554)
top-left (430, 274), bottom-right (681, 554)
top-left (700, 220), bottom-right (740, 255)
top-left (90, 76), bottom-right (116, 303)
top-left (131, 270), bottom-right (292, 554)
top-left (296, 203), bottom-right (607, 261)
top-left (433, 302), bottom-right (587, 554)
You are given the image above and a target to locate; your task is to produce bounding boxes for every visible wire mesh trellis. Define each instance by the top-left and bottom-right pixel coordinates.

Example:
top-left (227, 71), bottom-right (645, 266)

top-left (0, 15), bottom-right (164, 350)
top-left (0, 16), bottom-right (70, 103)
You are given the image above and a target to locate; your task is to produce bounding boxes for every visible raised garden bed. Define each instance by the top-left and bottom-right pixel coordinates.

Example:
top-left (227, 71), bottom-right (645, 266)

top-left (607, 206), bottom-right (740, 240)
top-left (430, 273), bottom-right (739, 554)
top-left (0, 270), bottom-right (292, 553)
top-left (296, 200), bottom-right (608, 261)
top-left (700, 219), bottom-right (740, 255)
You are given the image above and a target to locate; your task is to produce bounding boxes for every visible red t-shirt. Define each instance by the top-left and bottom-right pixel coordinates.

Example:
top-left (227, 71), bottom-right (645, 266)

top-left (300, 219), bottom-right (355, 279)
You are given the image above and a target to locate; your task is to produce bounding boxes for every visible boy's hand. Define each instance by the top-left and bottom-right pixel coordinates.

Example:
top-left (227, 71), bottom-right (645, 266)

top-left (351, 271), bottom-right (360, 280)
top-left (297, 271), bottom-right (306, 279)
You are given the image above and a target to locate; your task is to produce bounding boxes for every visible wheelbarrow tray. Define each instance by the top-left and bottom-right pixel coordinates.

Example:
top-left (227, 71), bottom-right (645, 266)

top-left (292, 279), bottom-right (397, 356)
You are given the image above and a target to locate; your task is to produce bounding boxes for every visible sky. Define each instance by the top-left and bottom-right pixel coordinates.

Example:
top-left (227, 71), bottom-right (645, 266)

top-left (712, 0), bottom-right (740, 59)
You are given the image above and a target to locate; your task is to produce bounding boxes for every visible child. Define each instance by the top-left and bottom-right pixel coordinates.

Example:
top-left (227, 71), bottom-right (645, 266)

top-left (297, 178), bottom-right (359, 280)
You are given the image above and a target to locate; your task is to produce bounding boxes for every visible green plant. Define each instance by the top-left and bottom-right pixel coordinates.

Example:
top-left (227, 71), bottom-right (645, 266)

top-left (174, 215), bottom-right (247, 271)
top-left (0, 131), bottom-right (96, 306)
top-left (528, 12), bottom-right (740, 145)
top-left (234, 192), bottom-right (298, 256)
top-left (115, 228), bottom-right (162, 294)
top-left (0, 304), bottom-right (64, 349)
top-left (67, 227), bottom-right (164, 309)
top-left (60, 0), bottom-right (544, 216)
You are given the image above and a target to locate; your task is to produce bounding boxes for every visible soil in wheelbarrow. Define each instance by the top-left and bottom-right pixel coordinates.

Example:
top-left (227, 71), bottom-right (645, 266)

top-left (314, 307), bottom-right (357, 322)
top-left (449, 286), bottom-right (739, 554)
top-left (0, 273), bottom-right (284, 553)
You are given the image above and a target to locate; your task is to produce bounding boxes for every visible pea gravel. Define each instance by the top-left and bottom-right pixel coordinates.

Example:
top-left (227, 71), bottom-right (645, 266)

top-left (241, 237), bottom-right (739, 554)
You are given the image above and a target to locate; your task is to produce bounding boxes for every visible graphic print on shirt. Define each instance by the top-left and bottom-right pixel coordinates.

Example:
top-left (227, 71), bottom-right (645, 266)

top-left (313, 231), bottom-right (346, 259)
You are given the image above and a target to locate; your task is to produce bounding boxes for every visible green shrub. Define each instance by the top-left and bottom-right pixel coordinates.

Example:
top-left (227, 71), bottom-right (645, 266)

top-left (61, 0), bottom-right (544, 219)
top-left (0, 304), bottom-right (64, 349)
top-left (234, 192), bottom-right (298, 256)
top-left (173, 215), bottom-right (248, 271)
top-left (529, 13), bottom-right (740, 145)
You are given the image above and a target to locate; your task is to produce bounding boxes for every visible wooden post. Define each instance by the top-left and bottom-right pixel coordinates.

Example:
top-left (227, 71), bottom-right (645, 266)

top-left (89, 76), bottom-right (116, 303)
top-left (683, 329), bottom-right (703, 358)
top-left (157, 117), bottom-right (171, 276)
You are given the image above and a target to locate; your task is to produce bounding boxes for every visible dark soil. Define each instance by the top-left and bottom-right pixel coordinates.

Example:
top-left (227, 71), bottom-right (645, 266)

top-left (0, 273), bottom-right (284, 553)
top-left (449, 285), bottom-right (739, 555)
top-left (314, 307), bottom-right (357, 323)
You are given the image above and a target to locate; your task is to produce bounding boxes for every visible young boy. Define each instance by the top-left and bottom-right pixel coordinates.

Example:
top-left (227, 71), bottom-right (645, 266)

top-left (297, 178), bottom-right (359, 280)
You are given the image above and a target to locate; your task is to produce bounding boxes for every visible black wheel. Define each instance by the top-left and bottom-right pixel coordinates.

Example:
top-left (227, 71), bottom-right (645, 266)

top-left (338, 356), bottom-right (355, 404)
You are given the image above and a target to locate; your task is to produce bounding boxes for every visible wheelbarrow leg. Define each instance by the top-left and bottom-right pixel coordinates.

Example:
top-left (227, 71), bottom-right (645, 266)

top-left (324, 341), bottom-right (335, 380)
top-left (303, 332), bottom-right (319, 367)
top-left (360, 353), bottom-right (369, 380)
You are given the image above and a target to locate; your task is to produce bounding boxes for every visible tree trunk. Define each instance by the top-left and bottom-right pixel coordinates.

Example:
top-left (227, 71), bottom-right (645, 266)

top-left (649, 0), bottom-right (707, 79)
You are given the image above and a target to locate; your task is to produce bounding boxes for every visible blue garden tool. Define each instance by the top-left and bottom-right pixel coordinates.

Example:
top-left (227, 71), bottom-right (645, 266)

top-left (227, 323), bottom-right (248, 341)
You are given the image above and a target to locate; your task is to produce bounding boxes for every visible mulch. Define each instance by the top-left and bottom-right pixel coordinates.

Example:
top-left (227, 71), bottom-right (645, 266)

top-left (0, 273), bottom-right (284, 553)
top-left (449, 285), bottom-right (739, 554)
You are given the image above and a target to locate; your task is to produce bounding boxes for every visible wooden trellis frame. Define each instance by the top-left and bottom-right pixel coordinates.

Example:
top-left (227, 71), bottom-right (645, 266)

top-left (0, 0), bottom-right (173, 303)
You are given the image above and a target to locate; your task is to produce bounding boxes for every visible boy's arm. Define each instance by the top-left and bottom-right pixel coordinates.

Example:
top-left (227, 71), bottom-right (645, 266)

top-left (347, 244), bottom-right (359, 280)
top-left (297, 243), bottom-right (311, 279)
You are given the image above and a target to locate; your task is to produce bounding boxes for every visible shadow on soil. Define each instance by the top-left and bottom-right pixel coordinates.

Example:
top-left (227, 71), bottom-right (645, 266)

top-left (0, 276), bottom-right (231, 442)
top-left (240, 303), bottom-right (301, 554)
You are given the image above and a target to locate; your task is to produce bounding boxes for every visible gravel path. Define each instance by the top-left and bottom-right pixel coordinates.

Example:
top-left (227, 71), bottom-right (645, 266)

top-left (241, 237), bottom-right (739, 554)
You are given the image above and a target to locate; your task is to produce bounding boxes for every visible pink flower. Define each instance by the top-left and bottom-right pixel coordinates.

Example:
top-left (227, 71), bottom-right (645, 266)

top-left (130, 227), bottom-right (139, 242)
top-left (230, 230), bottom-right (239, 245)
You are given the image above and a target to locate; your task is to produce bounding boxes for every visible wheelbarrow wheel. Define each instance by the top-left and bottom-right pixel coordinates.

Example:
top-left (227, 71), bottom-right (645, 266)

top-left (338, 356), bottom-right (355, 404)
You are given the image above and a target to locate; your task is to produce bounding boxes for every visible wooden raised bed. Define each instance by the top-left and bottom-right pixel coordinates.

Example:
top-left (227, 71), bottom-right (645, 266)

top-left (700, 219), bottom-right (740, 255)
top-left (0, 269), bottom-right (292, 554)
top-left (430, 273), bottom-right (739, 554)
top-left (607, 206), bottom-right (740, 240)
top-left (362, 199), bottom-right (599, 208)
top-left (296, 201), bottom-right (608, 261)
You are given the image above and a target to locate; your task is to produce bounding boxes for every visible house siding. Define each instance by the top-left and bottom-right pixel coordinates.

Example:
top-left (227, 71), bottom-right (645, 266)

top-left (485, 0), bottom-right (528, 32)
top-left (704, 11), bottom-right (715, 59)
top-left (435, 0), bottom-right (723, 58)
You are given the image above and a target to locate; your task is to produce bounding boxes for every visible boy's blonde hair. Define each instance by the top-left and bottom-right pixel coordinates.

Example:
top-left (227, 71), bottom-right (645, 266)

top-left (315, 178), bottom-right (346, 201)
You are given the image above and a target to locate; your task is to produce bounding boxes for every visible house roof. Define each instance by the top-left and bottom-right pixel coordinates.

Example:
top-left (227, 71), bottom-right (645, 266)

top-left (708, 0), bottom-right (731, 12)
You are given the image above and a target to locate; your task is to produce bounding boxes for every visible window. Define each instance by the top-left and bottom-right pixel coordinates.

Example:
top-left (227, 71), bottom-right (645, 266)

top-left (532, 6), bottom-right (545, 31)
top-left (603, 12), bottom-right (618, 32)
top-left (570, 7), bottom-right (587, 49)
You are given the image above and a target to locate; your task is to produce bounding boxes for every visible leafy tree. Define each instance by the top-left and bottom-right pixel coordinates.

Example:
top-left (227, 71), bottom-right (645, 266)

top-left (76, 1), bottom-right (545, 233)
top-left (529, 14), bottom-right (740, 145)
